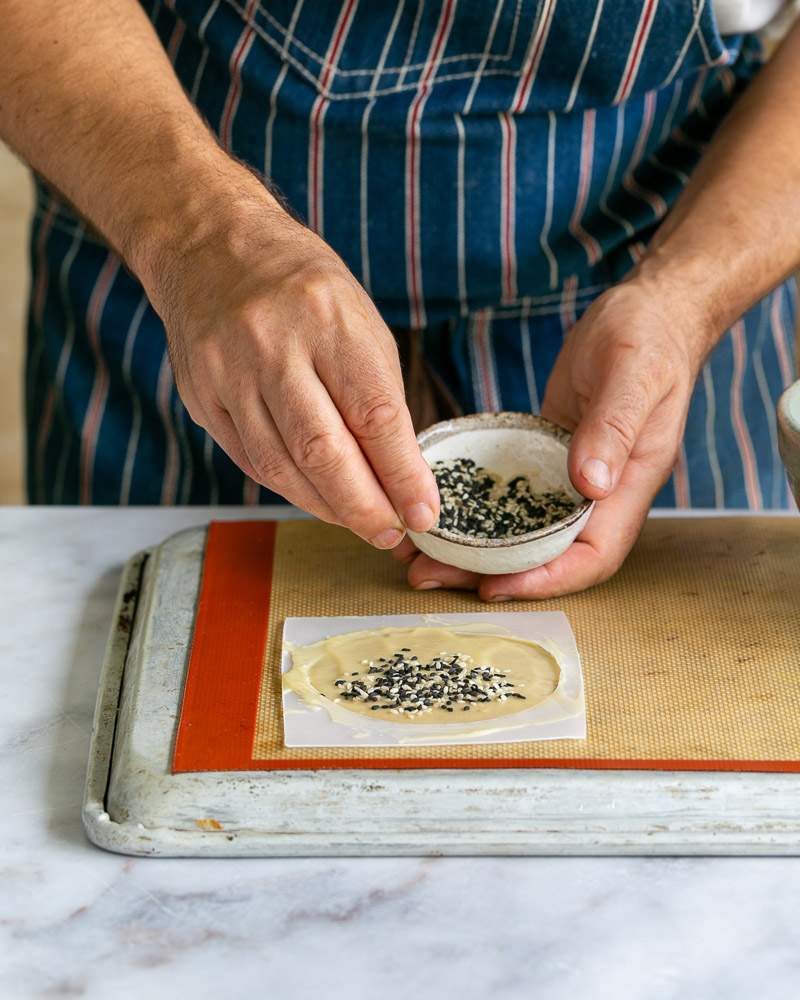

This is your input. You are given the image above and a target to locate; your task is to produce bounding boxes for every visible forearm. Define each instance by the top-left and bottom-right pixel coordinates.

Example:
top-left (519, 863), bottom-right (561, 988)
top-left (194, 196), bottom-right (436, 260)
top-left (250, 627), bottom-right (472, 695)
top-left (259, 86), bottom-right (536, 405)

top-left (632, 23), bottom-right (800, 362)
top-left (0, 0), bottom-right (275, 305)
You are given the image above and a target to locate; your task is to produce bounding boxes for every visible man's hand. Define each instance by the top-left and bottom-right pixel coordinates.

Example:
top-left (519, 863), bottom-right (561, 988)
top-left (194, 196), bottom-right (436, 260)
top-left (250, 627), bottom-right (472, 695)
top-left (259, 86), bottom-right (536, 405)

top-left (0, 0), bottom-right (439, 547)
top-left (148, 190), bottom-right (439, 548)
top-left (393, 279), bottom-right (706, 599)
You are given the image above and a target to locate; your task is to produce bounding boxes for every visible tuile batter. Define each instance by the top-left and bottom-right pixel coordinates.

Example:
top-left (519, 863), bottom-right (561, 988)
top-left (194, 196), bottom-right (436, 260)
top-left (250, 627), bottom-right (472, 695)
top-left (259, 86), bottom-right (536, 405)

top-left (282, 626), bottom-right (562, 730)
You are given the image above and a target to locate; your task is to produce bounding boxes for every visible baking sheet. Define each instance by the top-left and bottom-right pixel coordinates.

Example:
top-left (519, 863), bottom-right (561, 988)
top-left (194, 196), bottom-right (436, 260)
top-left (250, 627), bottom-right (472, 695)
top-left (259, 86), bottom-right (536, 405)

top-left (82, 516), bottom-right (800, 857)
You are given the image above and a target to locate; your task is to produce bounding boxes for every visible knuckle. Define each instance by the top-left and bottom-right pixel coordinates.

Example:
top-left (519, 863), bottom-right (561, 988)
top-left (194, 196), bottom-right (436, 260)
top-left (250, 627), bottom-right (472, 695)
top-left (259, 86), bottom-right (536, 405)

top-left (600, 409), bottom-right (639, 453)
top-left (347, 394), bottom-right (402, 440)
top-left (252, 453), bottom-right (291, 488)
top-left (296, 428), bottom-right (347, 475)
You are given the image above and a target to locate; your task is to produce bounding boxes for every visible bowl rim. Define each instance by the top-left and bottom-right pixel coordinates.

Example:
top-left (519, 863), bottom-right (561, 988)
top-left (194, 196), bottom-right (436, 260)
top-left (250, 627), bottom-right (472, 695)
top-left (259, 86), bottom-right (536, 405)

top-left (416, 411), bottom-right (595, 549)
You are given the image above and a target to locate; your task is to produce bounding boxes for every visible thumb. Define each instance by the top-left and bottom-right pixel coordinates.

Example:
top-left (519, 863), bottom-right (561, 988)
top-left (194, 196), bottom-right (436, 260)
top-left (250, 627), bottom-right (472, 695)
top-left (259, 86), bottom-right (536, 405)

top-left (568, 363), bottom-right (656, 500)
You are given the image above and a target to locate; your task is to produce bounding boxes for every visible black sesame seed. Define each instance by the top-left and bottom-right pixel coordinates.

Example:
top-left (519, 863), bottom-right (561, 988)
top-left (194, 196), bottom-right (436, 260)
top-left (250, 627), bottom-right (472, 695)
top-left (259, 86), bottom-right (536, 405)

top-left (432, 457), bottom-right (576, 538)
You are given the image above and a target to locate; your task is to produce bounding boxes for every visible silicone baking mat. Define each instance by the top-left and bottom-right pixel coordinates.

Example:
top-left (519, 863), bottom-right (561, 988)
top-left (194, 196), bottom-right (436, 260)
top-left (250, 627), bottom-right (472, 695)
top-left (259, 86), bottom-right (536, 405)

top-left (172, 517), bottom-right (800, 773)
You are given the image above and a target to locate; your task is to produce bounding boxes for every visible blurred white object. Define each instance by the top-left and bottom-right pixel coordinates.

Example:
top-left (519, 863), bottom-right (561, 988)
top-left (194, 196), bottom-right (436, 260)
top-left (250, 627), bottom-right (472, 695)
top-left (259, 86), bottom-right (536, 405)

top-left (714, 0), bottom-right (798, 35)
top-left (777, 381), bottom-right (800, 505)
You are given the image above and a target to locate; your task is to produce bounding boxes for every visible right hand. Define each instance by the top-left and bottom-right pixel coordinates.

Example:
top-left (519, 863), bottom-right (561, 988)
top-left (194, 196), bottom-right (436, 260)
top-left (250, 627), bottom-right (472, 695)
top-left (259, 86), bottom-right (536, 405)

top-left (142, 180), bottom-right (439, 548)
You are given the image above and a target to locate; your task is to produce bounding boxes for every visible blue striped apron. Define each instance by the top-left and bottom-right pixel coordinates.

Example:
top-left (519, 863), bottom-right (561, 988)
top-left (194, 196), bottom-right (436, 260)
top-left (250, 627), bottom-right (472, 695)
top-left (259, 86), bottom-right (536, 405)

top-left (26, 0), bottom-right (797, 508)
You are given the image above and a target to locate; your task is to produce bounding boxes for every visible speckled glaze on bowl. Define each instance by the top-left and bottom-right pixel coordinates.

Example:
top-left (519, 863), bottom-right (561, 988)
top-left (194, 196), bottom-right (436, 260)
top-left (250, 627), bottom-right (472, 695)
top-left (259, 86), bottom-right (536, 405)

top-left (778, 380), bottom-right (800, 506)
top-left (408, 412), bottom-right (594, 575)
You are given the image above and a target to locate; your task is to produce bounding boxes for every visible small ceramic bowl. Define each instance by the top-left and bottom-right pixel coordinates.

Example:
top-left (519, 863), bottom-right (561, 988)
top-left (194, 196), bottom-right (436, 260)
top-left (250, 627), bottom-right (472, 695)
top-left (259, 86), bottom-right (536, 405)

top-left (778, 379), bottom-right (800, 505)
top-left (407, 412), bottom-right (594, 576)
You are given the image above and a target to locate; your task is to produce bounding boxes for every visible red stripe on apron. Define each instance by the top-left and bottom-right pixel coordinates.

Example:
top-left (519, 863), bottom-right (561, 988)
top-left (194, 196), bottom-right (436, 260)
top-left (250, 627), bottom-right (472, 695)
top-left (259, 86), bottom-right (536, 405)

top-left (79, 255), bottom-right (120, 504)
top-left (614, 0), bottom-right (659, 104)
top-left (730, 320), bottom-right (763, 510)
top-left (220, 0), bottom-right (259, 151)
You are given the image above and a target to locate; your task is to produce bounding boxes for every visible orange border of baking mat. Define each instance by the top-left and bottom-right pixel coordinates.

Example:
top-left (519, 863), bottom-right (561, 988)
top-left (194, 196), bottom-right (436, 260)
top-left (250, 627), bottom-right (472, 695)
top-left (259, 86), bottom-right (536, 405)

top-left (172, 520), bottom-right (800, 774)
top-left (172, 521), bottom-right (277, 772)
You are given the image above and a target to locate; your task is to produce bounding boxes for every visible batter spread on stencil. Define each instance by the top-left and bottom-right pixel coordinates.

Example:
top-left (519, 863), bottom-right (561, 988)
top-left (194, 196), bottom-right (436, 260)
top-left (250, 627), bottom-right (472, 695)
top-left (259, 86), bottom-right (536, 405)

top-left (282, 625), bottom-right (564, 734)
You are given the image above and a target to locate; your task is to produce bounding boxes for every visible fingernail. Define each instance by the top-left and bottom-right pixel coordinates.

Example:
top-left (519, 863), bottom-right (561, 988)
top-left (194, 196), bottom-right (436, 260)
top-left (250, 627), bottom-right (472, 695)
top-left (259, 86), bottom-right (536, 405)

top-left (415, 580), bottom-right (442, 590)
top-left (403, 502), bottom-right (436, 533)
top-left (489, 594), bottom-right (511, 603)
top-left (371, 527), bottom-right (405, 549)
top-left (581, 458), bottom-right (611, 492)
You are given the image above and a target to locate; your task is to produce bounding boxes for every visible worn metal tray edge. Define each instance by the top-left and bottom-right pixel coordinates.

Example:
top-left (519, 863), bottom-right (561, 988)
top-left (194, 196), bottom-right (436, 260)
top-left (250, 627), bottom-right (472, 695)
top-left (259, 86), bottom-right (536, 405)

top-left (82, 526), bottom-right (800, 858)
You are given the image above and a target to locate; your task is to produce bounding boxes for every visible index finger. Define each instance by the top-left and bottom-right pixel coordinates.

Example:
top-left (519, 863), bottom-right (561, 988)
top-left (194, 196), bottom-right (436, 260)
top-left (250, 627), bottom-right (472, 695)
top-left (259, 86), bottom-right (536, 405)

top-left (316, 340), bottom-right (440, 534)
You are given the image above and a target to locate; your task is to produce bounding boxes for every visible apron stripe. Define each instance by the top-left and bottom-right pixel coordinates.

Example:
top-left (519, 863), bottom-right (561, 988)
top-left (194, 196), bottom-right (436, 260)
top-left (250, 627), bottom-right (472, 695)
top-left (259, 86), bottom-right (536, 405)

top-left (659, 78), bottom-right (684, 144)
top-left (769, 284), bottom-right (794, 389)
top-left (702, 362), bottom-right (725, 507)
top-left (471, 309), bottom-right (501, 411)
top-left (397, 1), bottom-right (426, 90)
top-left (360, 0), bottom-right (406, 294)
top-left (599, 105), bottom-right (636, 238)
top-left (166, 17), bottom-right (185, 62)
top-left (405, 0), bottom-right (458, 328)
top-left (730, 320), bottom-right (763, 509)
top-left (189, 0), bottom-right (221, 101)
top-left (203, 431), bottom-right (219, 506)
top-left (539, 111), bottom-right (559, 289)
top-left (220, 0), bottom-right (259, 152)
top-left (627, 240), bottom-right (646, 265)
top-left (265, 0), bottom-right (306, 178)
top-left (614, 0), bottom-right (659, 105)
top-left (175, 395), bottom-right (194, 505)
top-left (663, 0), bottom-right (708, 88)
top-left (559, 275), bottom-right (578, 333)
top-left (752, 299), bottom-right (784, 509)
top-left (31, 200), bottom-right (57, 330)
top-left (156, 350), bottom-right (180, 505)
top-left (308, 0), bottom-right (359, 235)
top-left (457, 2), bottom-right (505, 309)
top-left (565, 0), bottom-right (605, 113)
top-left (511, 0), bottom-right (557, 113)
top-left (46, 228), bottom-right (86, 504)
top-left (568, 109), bottom-right (602, 266)
top-left (688, 67), bottom-right (710, 113)
top-left (649, 79), bottom-right (689, 185)
top-left (454, 111), bottom-right (468, 312)
top-left (462, 0), bottom-right (505, 114)
top-left (27, 199), bottom-right (58, 495)
top-left (243, 476), bottom-right (260, 505)
top-left (500, 0), bottom-right (558, 302)
top-left (29, 201), bottom-right (60, 503)
top-left (673, 444), bottom-right (691, 507)
top-left (499, 111), bottom-right (518, 302)
top-left (520, 304), bottom-right (540, 413)
top-left (622, 90), bottom-right (668, 219)
top-left (768, 286), bottom-right (796, 508)
top-left (118, 293), bottom-right (149, 504)
top-left (79, 254), bottom-right (120, 504)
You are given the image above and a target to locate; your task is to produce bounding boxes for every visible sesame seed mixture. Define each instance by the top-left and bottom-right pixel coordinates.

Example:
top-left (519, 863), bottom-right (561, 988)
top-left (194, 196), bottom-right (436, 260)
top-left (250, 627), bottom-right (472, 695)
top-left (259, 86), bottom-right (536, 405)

top-left (332, 648), bottom-right (527, 716)
top-left (432, 457), bottom-right (577, 538)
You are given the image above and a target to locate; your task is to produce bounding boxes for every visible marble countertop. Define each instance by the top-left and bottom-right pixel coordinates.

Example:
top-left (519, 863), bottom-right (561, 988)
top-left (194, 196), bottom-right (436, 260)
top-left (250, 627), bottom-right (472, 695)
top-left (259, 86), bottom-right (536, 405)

top-left (2, 506), bottom-right (799, 1000)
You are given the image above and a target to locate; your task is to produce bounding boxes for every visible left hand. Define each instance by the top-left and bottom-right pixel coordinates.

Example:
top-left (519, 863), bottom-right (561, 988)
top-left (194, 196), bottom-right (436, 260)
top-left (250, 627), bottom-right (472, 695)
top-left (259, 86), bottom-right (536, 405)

top-left (393, 278), bottom-right (710, 600)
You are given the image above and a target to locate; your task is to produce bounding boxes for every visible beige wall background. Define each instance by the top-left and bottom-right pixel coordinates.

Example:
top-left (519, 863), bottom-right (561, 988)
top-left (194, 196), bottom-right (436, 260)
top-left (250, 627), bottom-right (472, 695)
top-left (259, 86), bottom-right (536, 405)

top-left (0, 144), bottom-right (32, 504)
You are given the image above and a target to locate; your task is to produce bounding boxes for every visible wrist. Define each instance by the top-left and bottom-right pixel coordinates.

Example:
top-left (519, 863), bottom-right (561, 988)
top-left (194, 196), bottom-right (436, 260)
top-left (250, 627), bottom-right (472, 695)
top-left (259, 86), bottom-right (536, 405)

top-left (122, 141), bottom-right (284, 315)
top-left (625, 246), bottom-right (725, 370)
